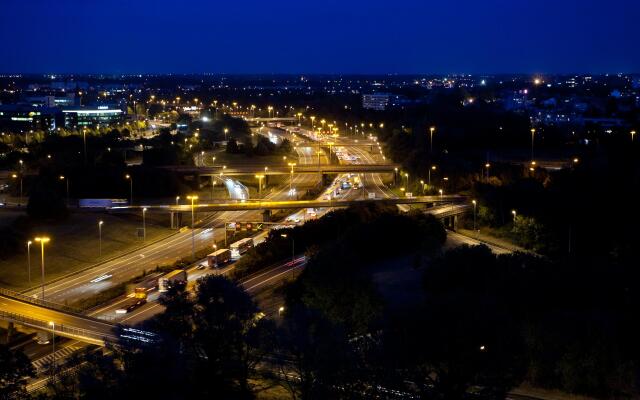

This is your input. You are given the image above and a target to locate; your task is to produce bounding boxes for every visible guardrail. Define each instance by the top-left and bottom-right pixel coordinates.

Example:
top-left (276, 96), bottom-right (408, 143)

top-left (0, 310), bottom-right (117, 345)
top-left (0, 287), bottom-right (83, 315)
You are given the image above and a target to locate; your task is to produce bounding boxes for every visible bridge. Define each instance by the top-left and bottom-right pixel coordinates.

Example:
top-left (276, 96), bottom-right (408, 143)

top-left (107, 195), bottom-right (465, 214)
top-left (164, 164), bottom-right (400, 176)
top-left (0, 288), bottom-right (120, 346)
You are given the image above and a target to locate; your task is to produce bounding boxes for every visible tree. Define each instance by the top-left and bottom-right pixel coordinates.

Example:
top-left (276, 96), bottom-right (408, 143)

top-left (0, 344), bottom-right (35, 399)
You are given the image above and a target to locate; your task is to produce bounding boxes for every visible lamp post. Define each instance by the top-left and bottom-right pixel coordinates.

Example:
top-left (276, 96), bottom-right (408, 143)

top-left (428, 165), bottom-right (436, 188)
top-left (224, 128), bottom-right (229, 141)
top-left (255, 174), bottom-right (265, 199)
top-left (11, 173), bottom-right (22, 206)
top-left (632, 130), bottom-right (636, 142)
top-left (59, 175), bottom-right (69, 206)
top-left (288, 163), bottom-right (296, 194)
top-left (485, 163), bottom-right (491, 181)
top-left (404, 172), bottom-right (409, 189)
top-left (176, 196), bottom-right (180, 206)
top-left (511, 210), bottom-right (517, 223)
top-left (26, 241), bottom-right (32, 285)
top-left (472, 200), bottom-right (477, 232)
top-left (310, 116), bottom-right (315, 130)
top-left (530, 128), bottom-right (536, 161)
top-left (98, 220), bottom-right (103, 257)
top-left (48, 321), bottom-right (56, 374)
top-left (142, 208), bottom-right (147, 241)
top-left (35, 237), bottom-right (50, 300)
top-left (280, 233), bottom-right (295, 278)
top-left (187, 195), bottom-right (198, 260)
top-left (82, 129), bottom-right (87, 165)
top-left (429, 126), bottom-right (435, 153)
top-left (125, 174), bottom-right (133, 205)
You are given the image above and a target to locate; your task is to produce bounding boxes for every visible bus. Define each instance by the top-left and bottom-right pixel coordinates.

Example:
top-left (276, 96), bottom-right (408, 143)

top-left (207, 248), bottom-right (232, 268)
top-left (230, 238), bottom-right (254, 259)
top-left (158, 269), bottom-right (187, 292)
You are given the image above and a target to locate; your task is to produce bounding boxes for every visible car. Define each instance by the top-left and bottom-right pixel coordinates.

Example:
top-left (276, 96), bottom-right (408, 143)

top-left (196, 264), bottom-right (206, 270)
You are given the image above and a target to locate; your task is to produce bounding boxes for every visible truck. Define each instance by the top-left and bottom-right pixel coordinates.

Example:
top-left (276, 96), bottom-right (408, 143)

top-left (158, 269), bottom-right (187, 292)
top-left (207, 248), bottom-right (232, 268)
top-left (230, 237), bottom-right (254, 259)
top-left (116, 288), bottom-right (148, 314)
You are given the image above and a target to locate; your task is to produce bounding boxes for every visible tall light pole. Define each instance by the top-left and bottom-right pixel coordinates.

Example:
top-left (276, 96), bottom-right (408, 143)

top-left (511, 210), bottom-right (517, 223)
top-left (187, 195), bottom-right (198, 260)
top-left (632, 130), bottom-right (636, 142)
top-left (142, 208), bottom-right (147, 241)
top-left (429, 126), bottom-right (435, 154)
top-left (11, 173), bottom-right (22, 206)
top-left (287, 163), bottom-right (296, 194)
top-left (404, 172), bottom-right (409, 189)
top-left (472, 200), bottom-right (477, 232)
top-left (484, 163), bottom-right (491, 181)
top-left (255, 174), bottom-right (265, 199)
top-left (310, 116), bottom-right (316, 130)
top-left (59, 175), bottom-right (69, 206)
top-left (98, 220), bottom-right (103, 257)
top-left (530, 128), bottom-right (536, 161)
top-left (224, 128), bottom-right (229, 141)
top-left (48, 321), bottom-right (56, 374)
top-left (125, 174), bottom-right (133, 205)
top-left (35, 237), bottom-right (50, 300)
top-left (428, 165), bottom-right (436, 188)
top-left (82, 128), bottom-right (88, 165)
top-left (176, 196), bottom-right (180, 206)
top-left (280, 233), bottom-right (295, 278)
top-left (26, 240), bottom-right (32, 285)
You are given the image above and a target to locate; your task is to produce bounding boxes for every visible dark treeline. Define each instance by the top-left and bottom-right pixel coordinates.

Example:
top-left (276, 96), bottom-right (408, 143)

top-left (3, 204), bottom-right (640, 398)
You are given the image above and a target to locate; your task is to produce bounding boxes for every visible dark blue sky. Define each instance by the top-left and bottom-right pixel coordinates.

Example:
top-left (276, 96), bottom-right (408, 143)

top-left (1, 0), bottom-right (638, 74)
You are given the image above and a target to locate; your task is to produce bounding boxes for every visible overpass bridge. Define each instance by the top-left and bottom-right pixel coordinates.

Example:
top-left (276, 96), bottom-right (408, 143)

top-left (0, 288), bottom-right (152, 346)
top-left (108, 195), bottom-right (465, 214)
top-left (164, 164), bottom-right (400, 176)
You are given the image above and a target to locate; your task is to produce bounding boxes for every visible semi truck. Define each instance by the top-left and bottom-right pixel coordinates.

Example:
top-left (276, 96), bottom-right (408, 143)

top-left (230, 238), bottom-right (254, 259)
top-left (207, 248), bottom-right (232, 268)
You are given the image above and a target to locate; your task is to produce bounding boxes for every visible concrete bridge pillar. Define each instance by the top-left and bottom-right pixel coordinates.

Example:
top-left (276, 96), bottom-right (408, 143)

top-left (4, 322), bottom-right (15, 343)
top-left (171, 212), bottom-right (182, 229)
top-left (262, 209), bottom-right (272, 222)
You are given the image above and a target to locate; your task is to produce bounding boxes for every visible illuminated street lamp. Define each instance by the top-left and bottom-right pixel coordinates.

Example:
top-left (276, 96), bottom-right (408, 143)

top-left (632, 130), bottom-right (636, 142)
top-left (484, 163), bottom-right (491, 181)
top-left (429, 126), bottom-right (436, 153)
top-left (98, 220), bottom-right (104, 257)
top-left (11, 173), bottom-right (23, 206)
top-left (255, 174), bottom-right (265, 198)
top-left (48, 321), bottom-right (56, 373)
top-left (224, 128), bottom-right (229, 141)
top-left (511, 210), bottom-right (517, 223)
top-left (176, 196), bottom-right (180, 206)
top-left (278, 306), bottom-right (285, 316)
top-left (125, 174), bottom-right (133, 205)
top-left (34, 237), bottom-right (50, 300)
top-left (142, 208), bottom-right (147, 241)
top-left (59, 175), bottom-right (69, 206)
top-left (530, 128), bottom-right (536, 161)
top-left (428, 165), bottom-right (436, 188)
top-left (26, 240), bottom-right (32, 285)
top-left (187, 195), bottom-right (199, 259)
top-left (288, 163), bottom-right (297, 193)
top-left (472, 200), bottom-right (477, 232)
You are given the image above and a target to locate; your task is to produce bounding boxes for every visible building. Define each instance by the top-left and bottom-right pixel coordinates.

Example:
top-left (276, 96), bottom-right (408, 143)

top-left (0, 104), bottom-right (61, 132)
top-left (62, 105), bottom-right (125, 128)
top-left (23, 93), bottom-right (77, 108)
top-left (362, 93), bottom-right (409, 110)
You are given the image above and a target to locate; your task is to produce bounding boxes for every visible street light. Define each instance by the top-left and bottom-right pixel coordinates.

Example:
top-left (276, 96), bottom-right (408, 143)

top-left (472, 200), bottom-right (477, 232)
top-left (142, 208), bottom-right (147, 241)
top-left (26, 241), bottom-right (32, 285)
top-left (632, 130), bottom-right (636, 142)
top-left (34, 237), bottom-right (50, 300)
top-left (59, 175), bottom-right (69, 206)
top-left (98, 220), bottom-right (104, 257)
top-left (288, 163), bottom-right (297, 193)
top-left (176, 196), bottom-right (180, 206)
top-left (48, 321), bottom-right (56, 374)
top-left (484, 163), bottom-right (491, 181)
top-left (224, 128), bottom-right (229, 141)
top-left (278, 306), bottom-right (285, 317)
top-left (280, 234), bottom-right (295, 276)
top-left (530, 128), bottom-right (536, 161)
top-left (428, 165), bottom-right (436, 188)
top-left (255, 174), bottom-right (265, 198)
top-left (125, 174), bottom-right (133, 205)
top-left (429, 126), bottom-right (436, 153)
top-left (11, 173), bottom-right (22, 206)
top-left (439, 189), bottom-right (443, 199)
top-left (511, 210), bottom-right (517, 223)
top-left (187, 195), bottom-right (198, 259)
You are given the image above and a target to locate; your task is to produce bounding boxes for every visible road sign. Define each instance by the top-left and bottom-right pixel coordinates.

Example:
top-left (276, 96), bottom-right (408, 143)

top-left (405, 192), bottom-right (413, 198)
top-left (368, 192), bottom-right (376, 199)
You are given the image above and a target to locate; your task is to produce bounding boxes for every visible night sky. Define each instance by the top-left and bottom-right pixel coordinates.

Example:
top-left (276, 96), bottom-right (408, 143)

top-left (1, 0), bottom-right (638, 74)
